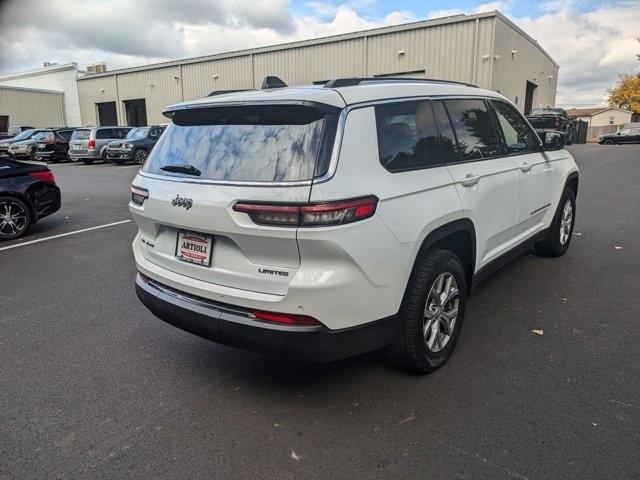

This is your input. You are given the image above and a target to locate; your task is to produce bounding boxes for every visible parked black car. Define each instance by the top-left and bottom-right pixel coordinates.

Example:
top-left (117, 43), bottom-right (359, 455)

top-left (526, 107), bottom-right (575, 145)
top-left (6, 129), bottom-right (53, 160)
top-left (0, 125), bottom-right (35, 141)
top-left (0, 129), bottom-right (38, 156)
top-left (598, 127), bottom-right (640, 145)
top-left (0, 157), bottom-right (61, 240)
top-left (106, 125), bottom-right (166, 164)
top-left (34, 128), bottom-right (76, 162)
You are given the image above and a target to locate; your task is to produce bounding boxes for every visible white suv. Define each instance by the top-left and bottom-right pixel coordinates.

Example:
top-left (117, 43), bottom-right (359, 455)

top-left (130, 77), bottom-right (578, 373)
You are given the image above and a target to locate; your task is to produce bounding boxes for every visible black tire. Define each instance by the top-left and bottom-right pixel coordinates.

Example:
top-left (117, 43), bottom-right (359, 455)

top-left (535, 187), bottom-right (576, 257)
top-left (113, 158), bottom-right (126, 165)
top-left (0, 196), bottom-right (32, 241)
top-left (386, 249), bottom-right (467, 373)
top-left (101, 150), bottom-right (109, 163)
top-left (82, 159), bottom-right (94, 165)
top-left (29, 148), bottom-right (37, 161)
top-left (603, 140), bottom-right (613, 145)
top-left (133, 149), bottom-right (148, 165)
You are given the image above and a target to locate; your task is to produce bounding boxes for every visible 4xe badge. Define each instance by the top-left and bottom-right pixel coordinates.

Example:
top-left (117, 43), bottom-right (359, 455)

top-left (171, 194), bottom-right (193, 210)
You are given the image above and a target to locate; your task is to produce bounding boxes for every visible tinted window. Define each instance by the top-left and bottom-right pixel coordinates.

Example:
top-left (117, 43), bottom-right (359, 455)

top-left (375, 101), bottom-right (441, 172)
top-left (96, 128), bottom-right (114, 139)
top-left (144, 105), bottom-right (337, 182)
top-left (432, 100), bottom-right (459, 164)
top-left (57, 130), bottom-right (74, 141)
top-left (71, 129), bottom-right (91, 140)
top-left (127, 127), bottom-right (150, 140)
top-left (491, 100), bottom-right (539, 154)
top-left (11, 129), bottom-right (35, 141)
top-left (444, 99), bottom-right (500, 160)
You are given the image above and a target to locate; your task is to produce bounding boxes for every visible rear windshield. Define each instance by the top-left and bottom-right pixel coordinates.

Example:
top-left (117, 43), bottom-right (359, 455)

top-left (71, 129), bottom-right (91, 140)
top-left (143, 104), bottom-right (339, 182)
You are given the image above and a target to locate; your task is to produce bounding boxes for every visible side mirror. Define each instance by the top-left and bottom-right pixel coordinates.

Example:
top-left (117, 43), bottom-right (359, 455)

top-left (539, 130), bottom-right (565, 151)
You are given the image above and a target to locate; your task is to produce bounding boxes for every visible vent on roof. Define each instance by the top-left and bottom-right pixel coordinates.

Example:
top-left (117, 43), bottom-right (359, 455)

top-left (261, 76), bottom-right (287, 89)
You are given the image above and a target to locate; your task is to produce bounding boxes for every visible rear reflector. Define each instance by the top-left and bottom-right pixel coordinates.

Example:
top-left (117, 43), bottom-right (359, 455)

top-left (233, 195), bottom-right (378, 227)
top-left (131, 185), bottom-right (149, 206)
top-left (251, 309), bottom-right (321, 326)
top-left (28, 170), bottom-right (56, 184)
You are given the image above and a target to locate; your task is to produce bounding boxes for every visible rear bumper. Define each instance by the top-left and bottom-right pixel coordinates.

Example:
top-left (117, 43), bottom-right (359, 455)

top-left (135, 274), bottom-right (399, 362)
top-left (69, 149), bottom-right (100, 159)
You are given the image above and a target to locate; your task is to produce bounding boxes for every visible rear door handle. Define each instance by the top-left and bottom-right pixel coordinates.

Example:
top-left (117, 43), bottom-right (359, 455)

top-left (460, 174), bottom-right (480, 187)
top-left (520, 162), bottom-right (533, 173)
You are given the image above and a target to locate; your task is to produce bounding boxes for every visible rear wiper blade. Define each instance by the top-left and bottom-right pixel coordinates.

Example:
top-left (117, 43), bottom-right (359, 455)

top-left (160, 164), bottom-right (201, 176)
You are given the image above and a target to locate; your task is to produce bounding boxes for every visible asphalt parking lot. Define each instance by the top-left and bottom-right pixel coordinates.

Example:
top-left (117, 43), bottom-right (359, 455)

top-left (1, 145), bottom-right (639, 479)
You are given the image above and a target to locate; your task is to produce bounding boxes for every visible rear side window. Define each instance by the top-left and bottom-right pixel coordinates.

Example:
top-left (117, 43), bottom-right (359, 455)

top-left (71, 129), bottom-right (90, 140)
top-left (444, 99), bottom-right (500, 160)
top-left (491, 101), bottom-right (539, 154)
top-left (96, 128), bottom-right (114, 139)
top-left (144, 104), bottom-right (338, 182)
top-left (432, 100), bottom-right (459, 164)
top-left (375, 101), bottom-right (441, 172)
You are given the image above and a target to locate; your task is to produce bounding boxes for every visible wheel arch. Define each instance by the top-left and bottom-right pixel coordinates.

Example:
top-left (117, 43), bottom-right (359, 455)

top-left (565, 171), bottom-right (579, 198)
top-left (407, 219), bottom-right (477, 297)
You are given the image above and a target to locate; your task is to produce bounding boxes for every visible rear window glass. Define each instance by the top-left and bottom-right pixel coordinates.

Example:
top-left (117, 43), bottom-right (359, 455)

top-left (444, 99), bottom-right (500, 161)
top-left (96, 129), bottom-right (114, 139)
top-left (57, 130), bottom-right (74, 141)
top-left (375, 100), bottom-right (441, 172)
top-left (144, 105), bottom-right (338, 182)
top-left (71, 129), bottom-right (90, 140)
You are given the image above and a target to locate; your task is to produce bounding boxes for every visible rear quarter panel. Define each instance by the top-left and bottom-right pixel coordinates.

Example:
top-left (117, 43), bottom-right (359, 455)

top-left (307, 106), bottom-right (464, 321)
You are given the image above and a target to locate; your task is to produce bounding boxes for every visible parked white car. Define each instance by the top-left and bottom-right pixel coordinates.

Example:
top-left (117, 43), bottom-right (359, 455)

top-left (130, 77), bottom-right (579, 373)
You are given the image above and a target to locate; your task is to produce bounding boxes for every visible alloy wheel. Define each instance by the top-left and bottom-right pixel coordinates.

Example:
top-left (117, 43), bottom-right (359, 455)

top-left (134, 150), bottom-right (148, 165)
top-left (559, 199), bottom-right (573, 245)
top-left (0, 200), bottom-right (28, 238)
top-left (423, 273), bottom-right (459, 353)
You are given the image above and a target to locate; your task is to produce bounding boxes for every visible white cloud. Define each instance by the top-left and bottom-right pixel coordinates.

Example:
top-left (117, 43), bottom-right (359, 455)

top-left (513, 2), bottom-right (640, 106)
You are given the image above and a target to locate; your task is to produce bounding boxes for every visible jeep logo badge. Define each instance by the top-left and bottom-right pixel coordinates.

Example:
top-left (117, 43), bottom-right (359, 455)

top-left (171, 194), bottom-right (193, 210)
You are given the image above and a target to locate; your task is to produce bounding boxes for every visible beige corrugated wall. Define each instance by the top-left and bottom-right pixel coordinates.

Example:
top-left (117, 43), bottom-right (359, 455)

top-left (77, 75), bottom-right (118, 126)
top-left (0, 87), bottom-right (65, 128)
top-left (491, 17), bottom-right (558, 111)
top-left (76, 13), bottom-right (558, 125)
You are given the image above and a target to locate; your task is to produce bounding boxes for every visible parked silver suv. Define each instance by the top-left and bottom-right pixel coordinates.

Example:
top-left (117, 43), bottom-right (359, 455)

top-left (69, 126), bottom-right (131, 164)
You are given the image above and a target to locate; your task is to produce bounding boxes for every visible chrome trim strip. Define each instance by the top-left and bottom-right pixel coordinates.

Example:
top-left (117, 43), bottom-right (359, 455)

top-left (147, 278), bottom-right (254, 318)
top-left (137, 170), bottom-right (313, 187)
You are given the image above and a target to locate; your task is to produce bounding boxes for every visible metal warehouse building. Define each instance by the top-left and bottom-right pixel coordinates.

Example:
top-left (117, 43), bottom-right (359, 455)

top-left (0, 86), bottom-right (66, 130)
top-left (77, 11), bottom-right (558, 127)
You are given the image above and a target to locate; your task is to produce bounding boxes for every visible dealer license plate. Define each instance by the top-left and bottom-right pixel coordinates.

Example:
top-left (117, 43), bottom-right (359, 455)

top-left (176, 231), bottom-right (213, 266)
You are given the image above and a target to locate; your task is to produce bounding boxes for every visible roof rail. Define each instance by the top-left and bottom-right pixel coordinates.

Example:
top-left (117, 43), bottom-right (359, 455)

top-left (207, 89), bottom-right (252, 97)
top-left (261, 76), bottom-right (287, 89)
top-left (323, 77), bottom-right (478, 88)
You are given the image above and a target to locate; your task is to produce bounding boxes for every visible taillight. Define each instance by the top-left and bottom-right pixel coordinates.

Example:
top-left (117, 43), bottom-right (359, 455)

top-left (130, 185), bottom-right (149, 206)
top-left (88, 138), bottom-right (96, 149)
top-left (233, 195), bottom-right (378, 227)
top-left (28, 170), bottom-right (56, 184)
top-left (251, 309), bottom-right (321, 326)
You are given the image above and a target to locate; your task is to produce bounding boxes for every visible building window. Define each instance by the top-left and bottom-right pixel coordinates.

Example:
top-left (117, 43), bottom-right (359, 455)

top-left (609, 116), bottom-right (614, 125)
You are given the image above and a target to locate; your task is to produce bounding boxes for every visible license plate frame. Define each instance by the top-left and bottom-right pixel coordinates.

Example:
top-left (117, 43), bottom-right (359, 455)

top-left (175, 230), bottom-right (213, 267)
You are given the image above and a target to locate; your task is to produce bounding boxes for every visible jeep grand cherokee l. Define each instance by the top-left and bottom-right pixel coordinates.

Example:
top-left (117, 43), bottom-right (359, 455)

top-left (130, 77), bottom-right (579, 373)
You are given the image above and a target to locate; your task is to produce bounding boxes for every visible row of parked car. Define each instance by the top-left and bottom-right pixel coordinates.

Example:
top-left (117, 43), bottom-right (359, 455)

top-left (0, 125), bottom-right (167, 164)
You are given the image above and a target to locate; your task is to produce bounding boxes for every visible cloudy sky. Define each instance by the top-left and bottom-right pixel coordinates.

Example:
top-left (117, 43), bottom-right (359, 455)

top-left (0, 0), bottom-right (638, 107)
